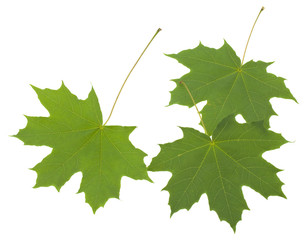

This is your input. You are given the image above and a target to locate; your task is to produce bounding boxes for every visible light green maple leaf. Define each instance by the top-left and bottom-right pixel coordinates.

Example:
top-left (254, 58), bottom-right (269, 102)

top-left (167, 41), bottom-right (296, 134)
top-left (15, 83), bottom-right (151, 212)
top-left (148, 115), bottom-right (287, 231)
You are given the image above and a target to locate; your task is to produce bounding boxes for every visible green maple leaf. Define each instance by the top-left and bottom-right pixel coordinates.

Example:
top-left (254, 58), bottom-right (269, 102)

top-left (15, 83), bottom-right (151, 212)
top-left (148, 115), bottom-right (287, 231)
top-left (167, 41), bottom-right (296, 134)
top-left (15, 28), bottom-right (161, 212)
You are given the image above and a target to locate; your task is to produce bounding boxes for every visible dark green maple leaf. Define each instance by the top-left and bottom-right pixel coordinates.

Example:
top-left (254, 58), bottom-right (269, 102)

top-left (167, 41), bottom-right (296, 134)
top-left (148, 115), bottom-right (287, 231)
top-left (15, 83), bottom-right (151, 212)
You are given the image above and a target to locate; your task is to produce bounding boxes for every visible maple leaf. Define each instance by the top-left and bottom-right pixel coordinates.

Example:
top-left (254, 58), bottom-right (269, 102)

top-left (15, 83), bottom-right (151, 212)
top-left (148, 115), bottom-right (287, 231)
top-left (167, 41), bottom-right (296, 134)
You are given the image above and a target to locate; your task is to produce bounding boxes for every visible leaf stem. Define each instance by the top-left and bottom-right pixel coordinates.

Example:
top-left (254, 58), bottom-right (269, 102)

top-left (103, 28), bottom-right (162, 126)
top-left (241, 6), bottom-right (265, 65)
top-left (180, 81), bottom-right (208, 135)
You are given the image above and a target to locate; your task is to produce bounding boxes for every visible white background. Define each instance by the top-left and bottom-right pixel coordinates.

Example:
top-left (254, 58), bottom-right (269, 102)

top-left (0, 0), bottom-right (306, 239)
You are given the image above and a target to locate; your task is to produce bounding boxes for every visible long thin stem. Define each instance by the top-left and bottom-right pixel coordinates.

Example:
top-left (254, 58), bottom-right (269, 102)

top-left (180, 81), bottom-right (208, 135)
top-left (103, 28), bottom-right (162, 126)
top-left (241, 6), bottom-right (265, 65)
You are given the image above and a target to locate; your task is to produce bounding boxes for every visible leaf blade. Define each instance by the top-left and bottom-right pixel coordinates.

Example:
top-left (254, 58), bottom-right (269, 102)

top-left (168, 42), bottom-right (296, 134)
top-left (148, 115), bottom-right (287, 230)
top-left (15, 83), bottom-right (150, 211)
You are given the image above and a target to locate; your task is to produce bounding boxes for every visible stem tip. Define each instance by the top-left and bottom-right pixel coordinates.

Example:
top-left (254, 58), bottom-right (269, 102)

top-left (241, 6), bottom-right (265, 65)
top-left (103, 28), bottom-right (161, 126)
